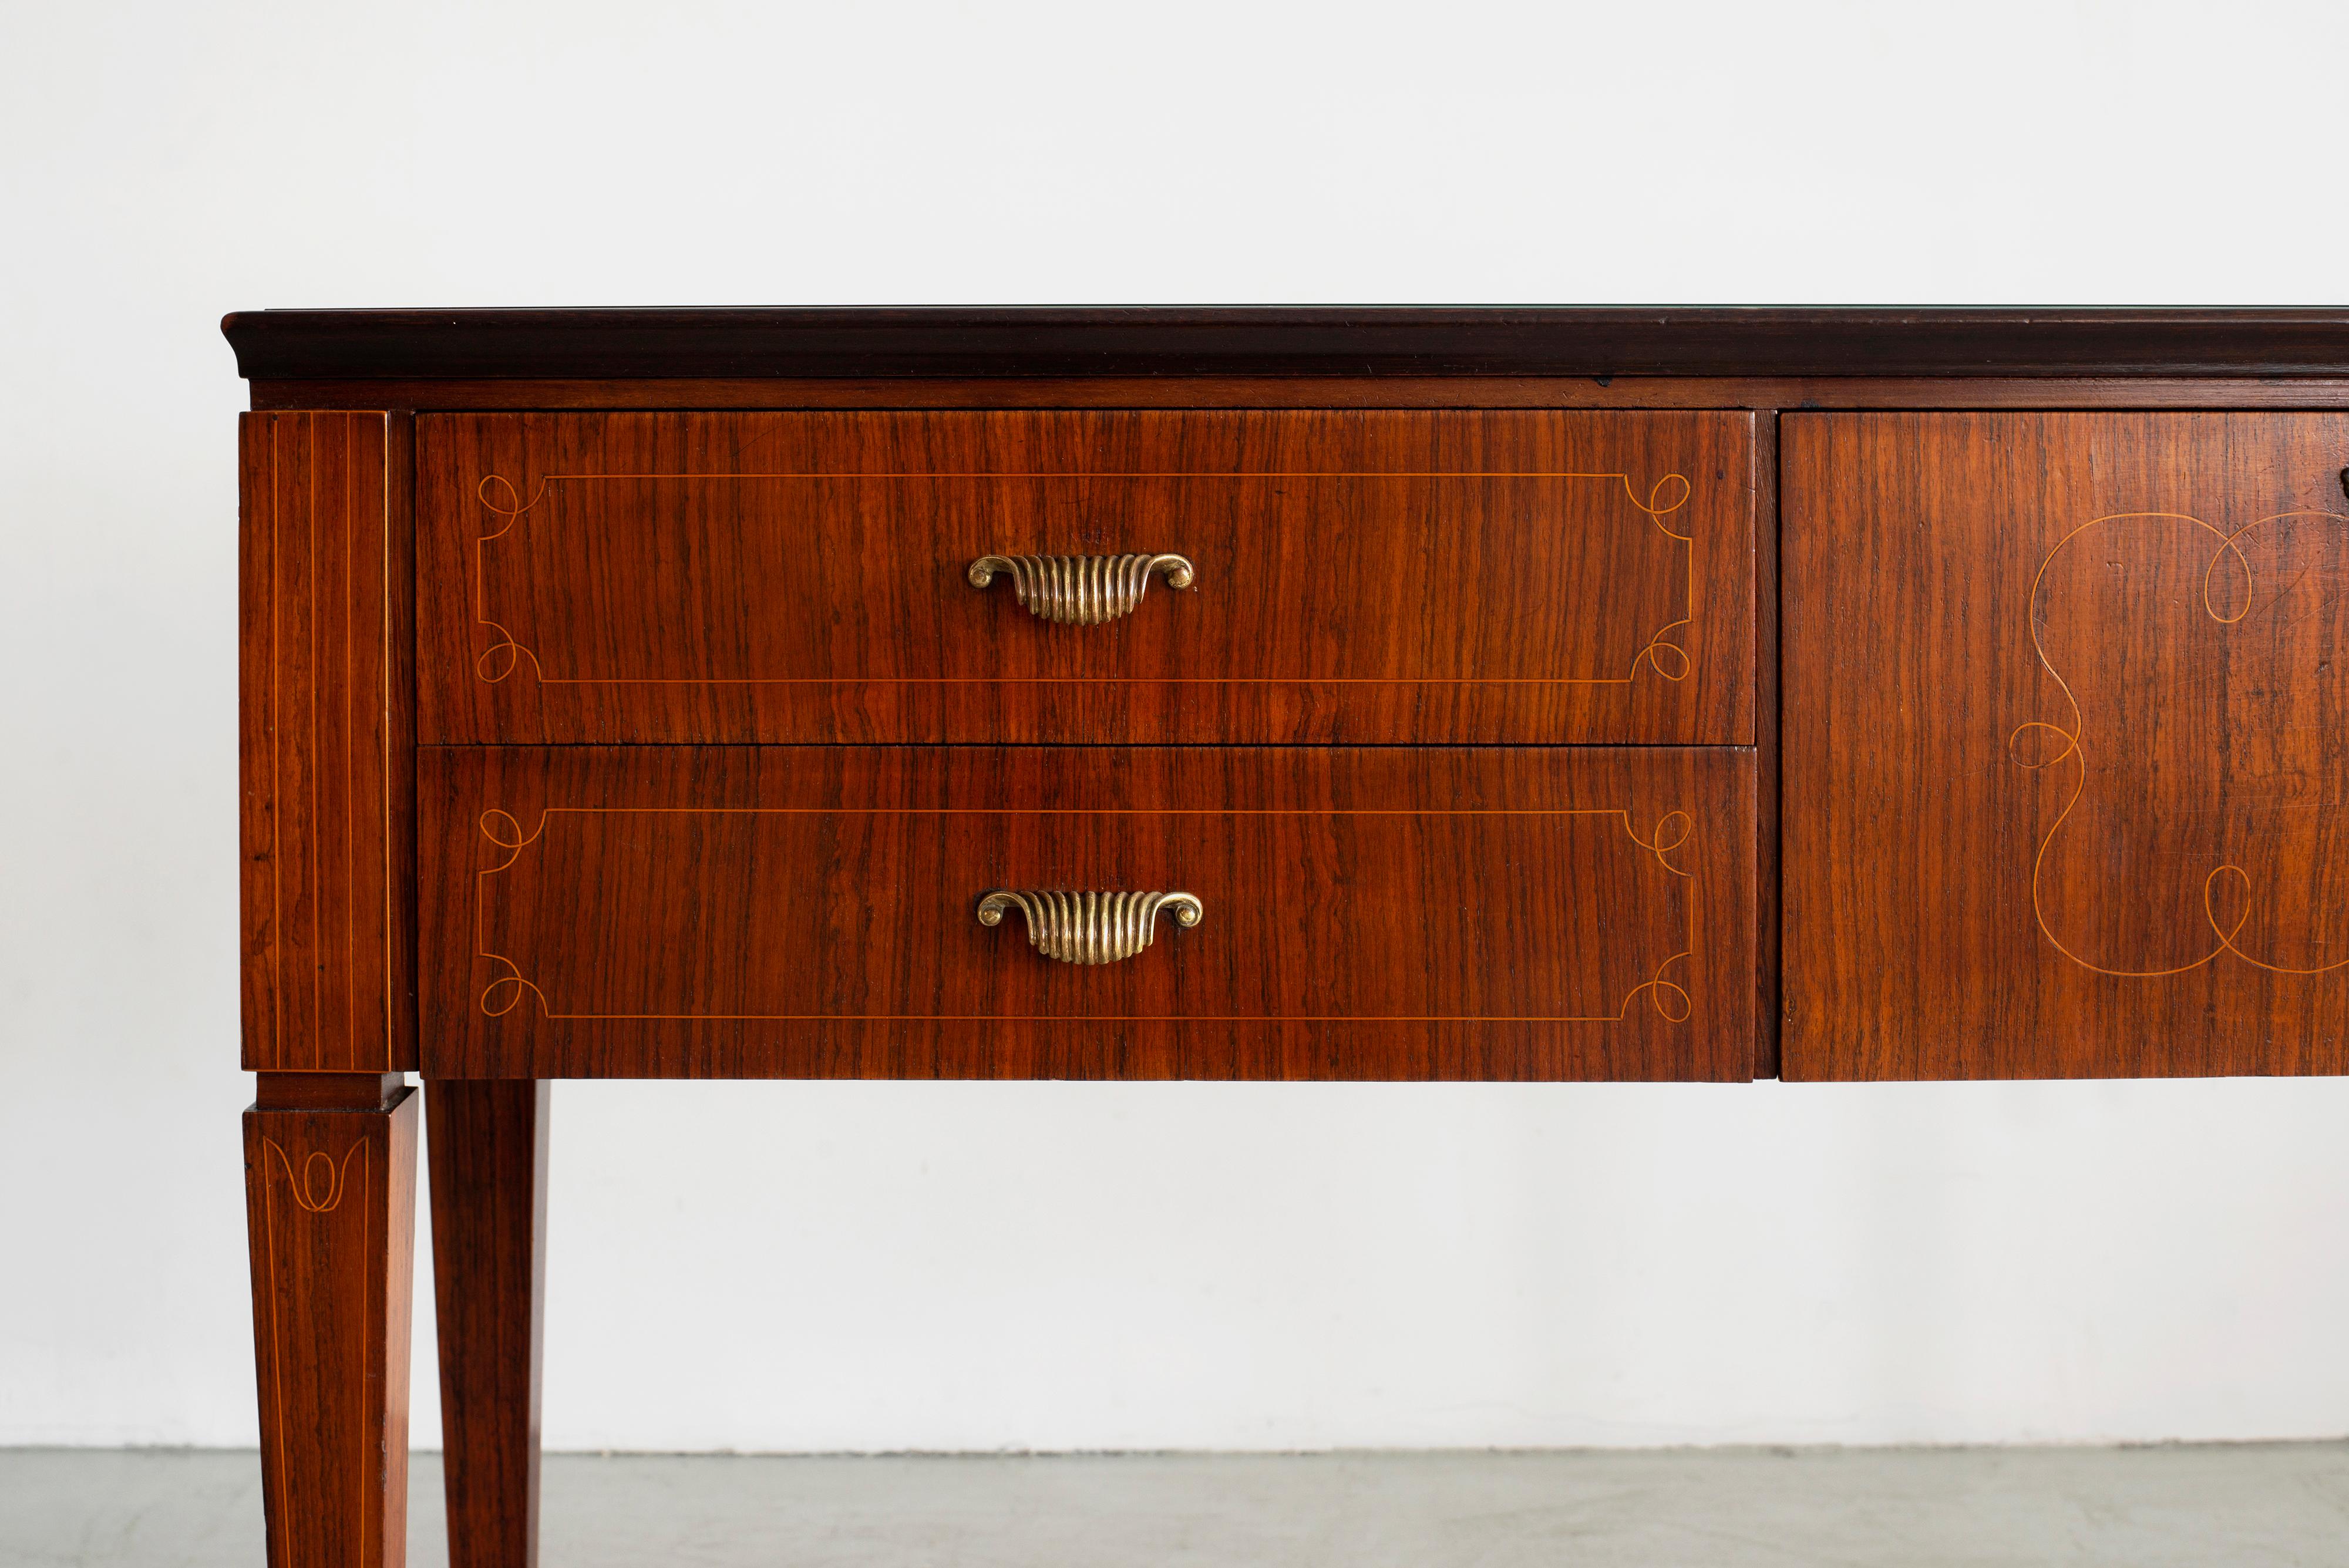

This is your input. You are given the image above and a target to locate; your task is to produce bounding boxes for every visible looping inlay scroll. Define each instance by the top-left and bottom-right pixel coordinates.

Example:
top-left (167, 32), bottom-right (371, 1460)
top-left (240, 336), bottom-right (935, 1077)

top-left (474, 475), bottom-right (551, 683)
top-left (2014, 506), bottom-right (2349, 979)
top-left (1626, 809), bottom-right (1695, 877)
top-left (1624, 951), bottom-right (1694, 1022)
top-left (476, 473), bottom-right (547, 529)
top-left (1631, 472), bottom-right (1694, 531)
top-left (263, 1139), bottom-right (366, 1214)
top-left (479, 954), bottom-right (551, 1019)
top-left (977, 889), bottom-right (1203, 964)
top-left (967, 553), bottom-right (1195, 625)
top-left (1633, 620), bottom-right (1693, 682)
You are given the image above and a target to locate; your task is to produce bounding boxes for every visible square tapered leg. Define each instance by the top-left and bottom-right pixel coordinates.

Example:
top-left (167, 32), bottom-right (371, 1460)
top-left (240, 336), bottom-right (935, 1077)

top-left (429, 1079), bottom-right (550, 1568)
top-left (245, 1074), bottom-right (418, 1568)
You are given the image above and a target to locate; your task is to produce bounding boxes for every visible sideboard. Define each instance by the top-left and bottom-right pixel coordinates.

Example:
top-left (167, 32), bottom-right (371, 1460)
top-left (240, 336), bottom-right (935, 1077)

top-left (223, 307), bottom-right (2349, 1567)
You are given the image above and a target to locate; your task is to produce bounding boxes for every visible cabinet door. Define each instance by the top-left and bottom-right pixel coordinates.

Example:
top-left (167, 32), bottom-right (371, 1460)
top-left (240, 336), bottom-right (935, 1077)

top-left (1783, 413), bottom-right (2349, 1078)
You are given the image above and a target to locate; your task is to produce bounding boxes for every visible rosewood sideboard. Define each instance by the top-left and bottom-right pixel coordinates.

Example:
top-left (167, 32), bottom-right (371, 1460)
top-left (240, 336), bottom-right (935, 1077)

top-left (223, 307), bottom-right (2349, 1567)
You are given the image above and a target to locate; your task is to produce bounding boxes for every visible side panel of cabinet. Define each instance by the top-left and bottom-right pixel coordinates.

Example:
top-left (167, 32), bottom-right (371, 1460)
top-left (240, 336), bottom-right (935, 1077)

top-left (1783, 412), bottom-right (2349, 1078)
top-left (240, 412), bottom-right (418, 1072)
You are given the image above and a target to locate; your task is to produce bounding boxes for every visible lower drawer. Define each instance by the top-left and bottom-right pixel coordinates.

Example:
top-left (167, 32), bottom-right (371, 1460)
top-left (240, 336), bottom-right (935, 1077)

top-left (418, 748), bottom-right (1756, 1079)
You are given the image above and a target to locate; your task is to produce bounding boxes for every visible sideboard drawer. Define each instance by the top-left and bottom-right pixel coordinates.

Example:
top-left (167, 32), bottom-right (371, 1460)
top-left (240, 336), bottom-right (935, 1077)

top-left (415, 410), bottom-right (1755, 745)
top-left (1783, 412), bottom-right (2349, 1078)
top-left (418, 746), bottom-right (1756, 1080)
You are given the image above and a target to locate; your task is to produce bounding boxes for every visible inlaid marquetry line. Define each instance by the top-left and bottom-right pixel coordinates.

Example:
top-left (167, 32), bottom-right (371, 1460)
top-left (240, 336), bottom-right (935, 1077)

top-left (470, 470), bottom-right (1695, 687)
top-left (473, 805), bottom-right (1695, 1024)
top-left (2012, 507), bottom-right (2349, 979)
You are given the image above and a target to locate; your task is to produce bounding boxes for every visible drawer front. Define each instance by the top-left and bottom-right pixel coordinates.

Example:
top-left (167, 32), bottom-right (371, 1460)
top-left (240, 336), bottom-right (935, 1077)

top-left (416, 411), bottom-right (1754, 745)
top-left (419, 747), bottom-right (1756, 1079)
top-left (1784, 412), bottom-right (2349, 1078)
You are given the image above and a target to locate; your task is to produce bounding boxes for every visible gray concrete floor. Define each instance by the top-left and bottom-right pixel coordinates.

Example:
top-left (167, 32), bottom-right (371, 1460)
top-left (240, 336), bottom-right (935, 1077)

top-left (4, 1445), bottom-right (2347, 1566)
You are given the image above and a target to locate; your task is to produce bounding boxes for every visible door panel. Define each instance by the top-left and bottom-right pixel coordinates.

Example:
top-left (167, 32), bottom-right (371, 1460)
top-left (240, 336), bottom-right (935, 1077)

top-left (1783, 412), bottom-right (2349, 1077)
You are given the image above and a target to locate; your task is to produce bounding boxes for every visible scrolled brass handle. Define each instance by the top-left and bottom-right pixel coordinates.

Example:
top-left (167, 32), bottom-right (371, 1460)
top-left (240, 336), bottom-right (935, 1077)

top-left (966, 553), bottom-right (1195, 625)
top-left (976, 889), bottom-right (1203, 964)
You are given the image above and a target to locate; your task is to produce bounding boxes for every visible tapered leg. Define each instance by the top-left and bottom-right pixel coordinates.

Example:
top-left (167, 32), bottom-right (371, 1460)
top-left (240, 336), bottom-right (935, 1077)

top-left (245, 1072), bottom-right (418, 1568)
top-left (428, 1080), bottom-right (550, 1568)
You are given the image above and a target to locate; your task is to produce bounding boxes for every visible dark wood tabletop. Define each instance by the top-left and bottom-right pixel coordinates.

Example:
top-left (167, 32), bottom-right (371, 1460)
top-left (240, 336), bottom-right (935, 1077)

top-left (221, 306), bottom-right (2349, 381)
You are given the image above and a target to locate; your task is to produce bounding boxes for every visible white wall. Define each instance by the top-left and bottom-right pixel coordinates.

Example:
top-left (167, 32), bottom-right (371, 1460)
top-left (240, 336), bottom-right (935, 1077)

top-left (6, 0), bottom-right (2349, 1452)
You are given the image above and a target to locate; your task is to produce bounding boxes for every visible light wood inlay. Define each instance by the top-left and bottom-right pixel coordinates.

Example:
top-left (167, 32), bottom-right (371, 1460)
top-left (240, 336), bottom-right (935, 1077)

top-left (2015, 505), bottom-right (2349, 981)
top-left (468, 803), bottom-right (1696, 1024)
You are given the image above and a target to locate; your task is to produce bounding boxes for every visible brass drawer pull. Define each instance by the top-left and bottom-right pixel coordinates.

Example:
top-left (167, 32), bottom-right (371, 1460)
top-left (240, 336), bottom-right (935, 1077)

top-left (967, 553), bottom-right (1195, 625)
top-left (977, 890), bottom-right (1203, 964)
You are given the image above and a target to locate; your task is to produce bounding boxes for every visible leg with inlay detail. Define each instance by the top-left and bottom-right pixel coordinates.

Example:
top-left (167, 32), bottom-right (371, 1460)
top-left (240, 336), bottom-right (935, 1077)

top-left (244, 1072), bottom-right (418, 1568)
top-left (429, 1079), bottom-right (550, 1568)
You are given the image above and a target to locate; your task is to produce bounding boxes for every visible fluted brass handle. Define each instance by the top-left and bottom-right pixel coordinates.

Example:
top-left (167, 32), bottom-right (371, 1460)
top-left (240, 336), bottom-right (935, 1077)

top-left (976, 890), bottom-right (1203, 964)
top-left (966, 553), bottom-right (1195, 625)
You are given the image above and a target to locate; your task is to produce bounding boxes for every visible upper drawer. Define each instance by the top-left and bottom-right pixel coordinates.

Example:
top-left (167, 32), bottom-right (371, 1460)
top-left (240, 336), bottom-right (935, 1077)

top-left (415, 410), bottom-right (1755, 744)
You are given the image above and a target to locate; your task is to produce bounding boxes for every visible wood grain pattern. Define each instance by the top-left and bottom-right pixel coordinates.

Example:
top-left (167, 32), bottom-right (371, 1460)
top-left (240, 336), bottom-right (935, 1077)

top-left (417, 747), bottom-right (1756, 1081)
top-left (1751, 413), bottom-right (1782, 1078)
top-left (428, 1080), bottom-right (548, 1568)
top-left (415, 411), bottom-right (1754, 746)
top-left (240, 411), bottom-right (417, 1071)
top-left (221, 306), bottom-right (2349, 382)
top-left (257, 1072), bottom-right (408, 1111)
top-left (244, 1083), bottom-right (417, 1568)
top-left (1783, 412), bottom-right (2349, 1078)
